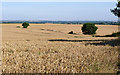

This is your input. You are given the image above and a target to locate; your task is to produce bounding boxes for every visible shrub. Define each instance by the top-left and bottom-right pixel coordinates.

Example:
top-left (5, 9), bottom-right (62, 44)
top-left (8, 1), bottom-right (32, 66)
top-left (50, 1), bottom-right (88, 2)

top-left (16, 26), bottom-right (20, 28)
top-left (22, 22), bottom-right (30, 28)
top-left (82, 23), bottom-right (98, 35)
top-left (68, 31), bottom-right (74, 34)
top-left (93, 32), bottom-right (120, 37)
top-left (111, 32), bottom-right (120, 37)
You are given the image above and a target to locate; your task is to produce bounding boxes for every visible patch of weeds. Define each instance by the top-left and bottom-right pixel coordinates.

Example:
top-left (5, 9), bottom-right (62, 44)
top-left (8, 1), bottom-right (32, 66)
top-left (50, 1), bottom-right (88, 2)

top-left (74, 36), bottom-right (78, 38)
top-left (67, 37), bottom-right (70, 39)
top-left (93, 63), bottom-right (100, 72)
top-left (38, 52), bottom-right (41, 55)
top-left (16, 26), bottom-right (20, 28)
top-left (45, 49), bottom-right (58, 54)
top-left (46, 29), bottom-right (54, 31)
top-left (38, 52), bottom-right (44, 56)
top-left (88, 62), bottom-right (100, 72)
top-left (8, 49), bottom-right (14, 53)
top-left (41, 29), bottom-right (45, 30)
top-left (26, 39), bottom-right (30, 41)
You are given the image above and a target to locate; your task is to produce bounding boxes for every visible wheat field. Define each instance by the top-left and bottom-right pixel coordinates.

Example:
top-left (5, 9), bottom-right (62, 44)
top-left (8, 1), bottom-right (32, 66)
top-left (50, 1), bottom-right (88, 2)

top-left (2, 24), bottom-right (119, 73)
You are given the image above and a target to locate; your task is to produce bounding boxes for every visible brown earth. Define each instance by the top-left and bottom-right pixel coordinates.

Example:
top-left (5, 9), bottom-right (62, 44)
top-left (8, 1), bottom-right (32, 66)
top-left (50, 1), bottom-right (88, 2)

top-left (2, 24), bottom-right (120, 73)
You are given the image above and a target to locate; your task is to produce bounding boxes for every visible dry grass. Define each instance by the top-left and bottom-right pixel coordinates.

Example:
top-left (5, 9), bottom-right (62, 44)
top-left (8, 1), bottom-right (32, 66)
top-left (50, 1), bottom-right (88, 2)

top-left (2, 24), bottom-right (119, 73)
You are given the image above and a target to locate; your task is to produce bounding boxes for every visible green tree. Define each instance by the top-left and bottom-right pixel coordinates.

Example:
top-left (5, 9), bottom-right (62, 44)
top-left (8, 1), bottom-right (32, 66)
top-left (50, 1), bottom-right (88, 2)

top-left (111, 1), bottom-right (120, 22)
top-left (22, 22), bottom-right (30, 28)
top-left (82, 23), bottom-right (98, 35)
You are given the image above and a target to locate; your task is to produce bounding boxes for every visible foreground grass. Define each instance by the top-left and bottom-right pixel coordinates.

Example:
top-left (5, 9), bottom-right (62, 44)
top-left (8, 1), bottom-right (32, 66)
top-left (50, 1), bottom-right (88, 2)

top-left (2, 39), bottom-right (118, 73)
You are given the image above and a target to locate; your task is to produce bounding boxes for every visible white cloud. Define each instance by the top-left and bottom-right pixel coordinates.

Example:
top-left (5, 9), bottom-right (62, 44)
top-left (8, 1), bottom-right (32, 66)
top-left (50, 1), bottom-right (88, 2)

top-left (1, 0), bottom-right (117, 2)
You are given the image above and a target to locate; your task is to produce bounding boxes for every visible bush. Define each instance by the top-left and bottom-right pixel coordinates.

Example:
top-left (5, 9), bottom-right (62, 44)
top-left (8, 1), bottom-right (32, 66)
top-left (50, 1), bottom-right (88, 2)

top-left (68, 31), bottom-right (74, 34)
top-left (93, 32), bottom-right (120, 37)
top-left (111, 32), bottom-right (120, 37)
top-left (16, 26), bottom-right (20, 28)
top-left (22, 22), bottom-right (29, 28)
top-left (82, 23), bottom-right (98, 35)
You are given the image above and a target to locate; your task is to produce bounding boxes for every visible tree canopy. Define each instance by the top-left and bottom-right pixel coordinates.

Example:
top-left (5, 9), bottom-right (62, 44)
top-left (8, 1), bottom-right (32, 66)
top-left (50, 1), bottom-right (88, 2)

top-left (22, 22), bottom-right (30, 28)
top-left (111, 1), bottom-right (120, 17)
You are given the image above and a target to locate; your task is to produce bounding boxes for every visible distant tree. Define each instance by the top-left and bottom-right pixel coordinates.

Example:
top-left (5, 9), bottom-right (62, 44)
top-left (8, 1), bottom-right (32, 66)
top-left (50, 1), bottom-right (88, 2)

top-left (82, 23), bottom-right (98, 35)
top-left (22, 22), bottom-right (29, 28)
top-left (111, 1), bottom-right (120, 22)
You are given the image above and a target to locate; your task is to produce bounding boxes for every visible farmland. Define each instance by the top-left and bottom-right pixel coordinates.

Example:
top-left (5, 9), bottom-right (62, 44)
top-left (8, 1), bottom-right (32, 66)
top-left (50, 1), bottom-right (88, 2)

top-left (2, 24), bottom-right (119, 73)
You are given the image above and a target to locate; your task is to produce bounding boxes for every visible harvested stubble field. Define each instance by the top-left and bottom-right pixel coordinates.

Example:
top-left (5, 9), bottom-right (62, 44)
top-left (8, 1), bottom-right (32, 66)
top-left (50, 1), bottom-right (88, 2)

top-left (2, 24), bottom-right (120, 73)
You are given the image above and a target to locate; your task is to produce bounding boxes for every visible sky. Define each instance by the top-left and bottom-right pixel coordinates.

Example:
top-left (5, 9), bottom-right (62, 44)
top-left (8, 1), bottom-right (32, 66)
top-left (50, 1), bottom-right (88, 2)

top-left (2, 2), bottom-right (118, 21)
top-left (1, 0), bottom-right (117, 2)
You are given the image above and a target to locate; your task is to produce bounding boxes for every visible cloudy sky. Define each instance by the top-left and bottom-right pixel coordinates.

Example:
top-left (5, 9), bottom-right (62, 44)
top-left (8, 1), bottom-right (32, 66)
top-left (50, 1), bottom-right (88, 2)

top-left (2, 2), bottom-right (117, 21)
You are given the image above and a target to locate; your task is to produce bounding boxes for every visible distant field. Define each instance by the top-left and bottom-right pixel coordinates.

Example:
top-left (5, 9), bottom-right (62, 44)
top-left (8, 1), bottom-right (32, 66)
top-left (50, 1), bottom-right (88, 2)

top-left (2, 24), bottom-right (119, 73)
top-left (2, 24), bottom-right (119, 40)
